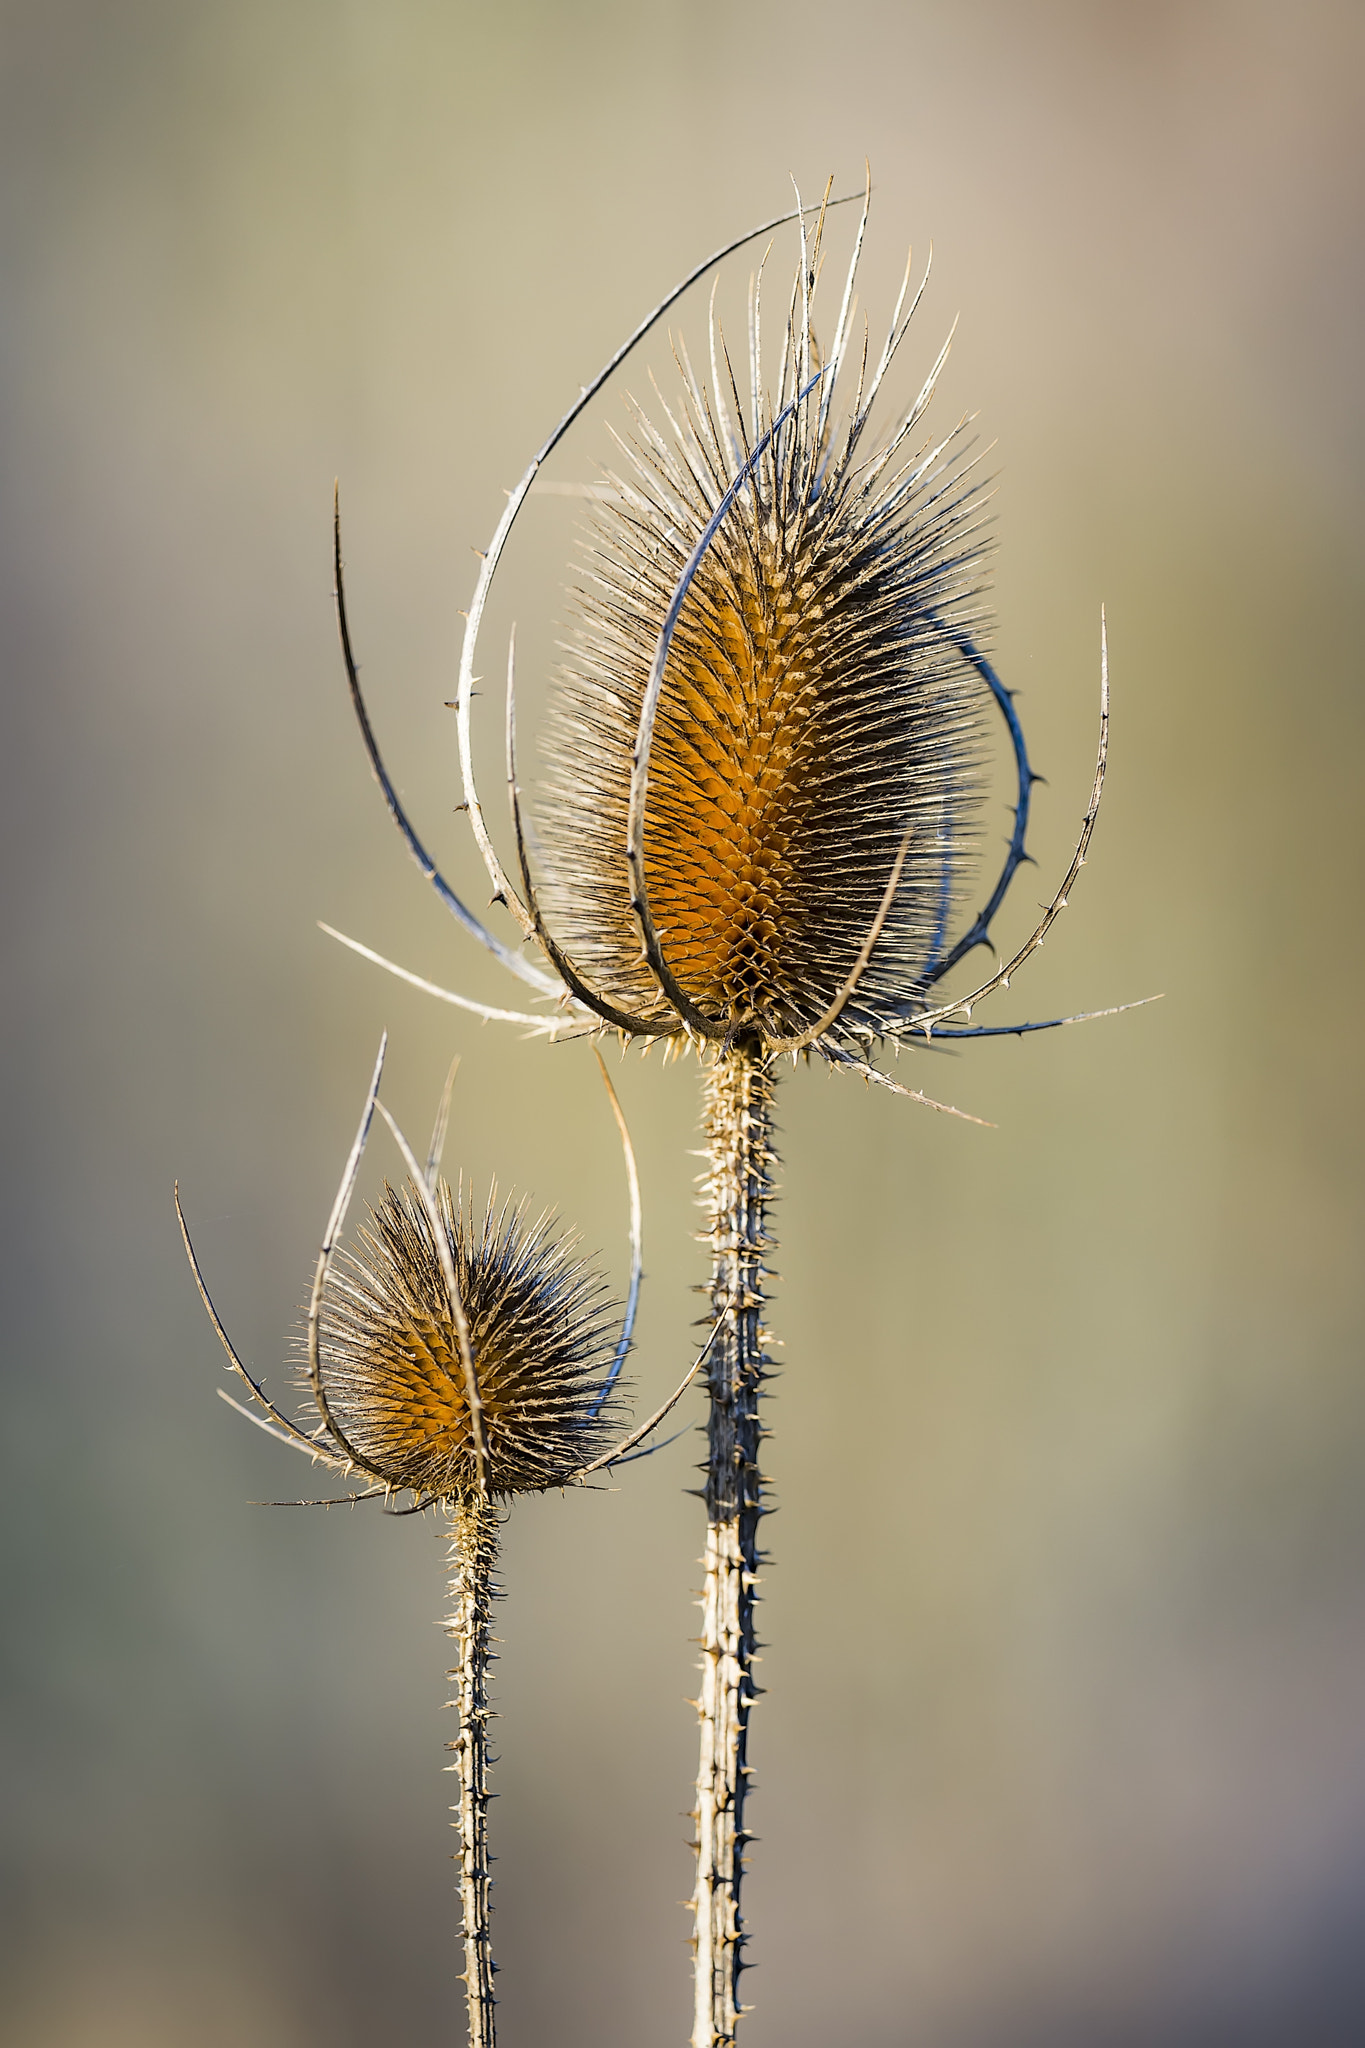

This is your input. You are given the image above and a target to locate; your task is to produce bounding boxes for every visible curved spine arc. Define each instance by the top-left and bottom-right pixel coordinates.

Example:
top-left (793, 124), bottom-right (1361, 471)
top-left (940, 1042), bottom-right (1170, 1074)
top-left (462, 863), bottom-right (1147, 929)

top-left (590, 1048), bottom-right (644, 1408)
top-left (505, 628), bottom-right (674, 1039)
top-left (574, 1302), bottom-right (733, 1479)
top-left (176, 1187), bottom-right (352, 1471)
top-left (895, 611), bottom-right (1109, 1040)
top-left (911, 629), bottom-right (1035, 993)
top-left (333, 495), bottom-right (560, 996)
top-left (914, 994), bottom-right (1160, 1039)
top-left (305, 1035), bottom-right (396, 1481)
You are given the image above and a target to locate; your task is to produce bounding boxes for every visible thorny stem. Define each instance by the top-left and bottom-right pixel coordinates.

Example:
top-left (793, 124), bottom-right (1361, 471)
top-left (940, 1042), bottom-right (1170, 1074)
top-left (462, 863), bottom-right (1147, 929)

top-left (692, 1048), bottom-right (775, 2048)
top-left (446, 1495), bottom-right (500, 2048)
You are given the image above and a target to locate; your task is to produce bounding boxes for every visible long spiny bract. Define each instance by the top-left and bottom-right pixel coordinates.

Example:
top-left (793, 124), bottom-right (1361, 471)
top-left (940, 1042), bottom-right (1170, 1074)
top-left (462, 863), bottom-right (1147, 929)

top-left (316, 1179), bottom-right (625, 1501)
top-left (538, 257), bottom-right (992, 1050)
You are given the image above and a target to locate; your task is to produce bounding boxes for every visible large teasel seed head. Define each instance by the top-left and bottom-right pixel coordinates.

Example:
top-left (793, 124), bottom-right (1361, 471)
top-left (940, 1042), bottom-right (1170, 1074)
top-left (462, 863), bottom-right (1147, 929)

top-left (538, 202), bottom-right (992, 1049)
top-left (315, 1177), bottom-right (624, 1501)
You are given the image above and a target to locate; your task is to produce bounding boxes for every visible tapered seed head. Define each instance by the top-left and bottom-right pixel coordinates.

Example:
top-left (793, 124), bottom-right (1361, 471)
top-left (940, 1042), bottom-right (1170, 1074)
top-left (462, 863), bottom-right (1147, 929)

top-left (537, 236), bottom-right (992, 1049)
top-left (313, 1178), bottom-right (624, 1500)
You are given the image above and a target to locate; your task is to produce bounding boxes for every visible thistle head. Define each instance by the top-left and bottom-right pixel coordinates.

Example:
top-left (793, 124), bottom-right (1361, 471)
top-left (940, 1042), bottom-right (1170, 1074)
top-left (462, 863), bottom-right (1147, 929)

top-left (330, 180), bottom-right (1119, 1090)
top-left (178, 1039), bottom-right (656, 1509)
top-left (534, 191), bottom-right (992, 1055)
top-left (313, 1177), bottom-right (624, 1503)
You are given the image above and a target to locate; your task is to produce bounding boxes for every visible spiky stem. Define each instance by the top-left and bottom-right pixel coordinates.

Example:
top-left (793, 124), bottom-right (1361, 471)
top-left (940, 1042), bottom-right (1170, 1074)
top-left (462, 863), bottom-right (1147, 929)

top-left (445, 1494), bottom-right (500, 2048)
top-left (692, 1046), bottom-right (775, 2048)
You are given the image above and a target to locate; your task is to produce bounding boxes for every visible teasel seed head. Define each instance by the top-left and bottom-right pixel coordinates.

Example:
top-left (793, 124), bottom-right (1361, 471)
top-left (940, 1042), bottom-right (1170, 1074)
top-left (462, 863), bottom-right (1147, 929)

top-left (315, 1176), bottom-right (624, 1502)
top-left (536, 191), bottom-right (991, 1052)
top-left (327, 179), bottom-right (1133, 1089)
top-left (175, 1037), bottom-right (710, 1509)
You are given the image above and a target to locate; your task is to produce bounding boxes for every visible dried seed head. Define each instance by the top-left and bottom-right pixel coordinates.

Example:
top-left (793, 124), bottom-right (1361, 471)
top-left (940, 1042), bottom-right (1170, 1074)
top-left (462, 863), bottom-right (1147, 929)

top-left (315, 1177), bottom-right (624, 1501)
top-left (329, 187), bottom-right (1120, 1084)
top-left (537, 217), bottom-right (991, 1049)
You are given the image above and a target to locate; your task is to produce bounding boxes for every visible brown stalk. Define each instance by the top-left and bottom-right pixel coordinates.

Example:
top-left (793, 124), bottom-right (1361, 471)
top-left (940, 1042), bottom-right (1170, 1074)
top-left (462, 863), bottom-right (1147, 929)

top-left (446, 1494), bottom-right (500, 2048)
top-left (691, 1048), bottom-right (774, 2047)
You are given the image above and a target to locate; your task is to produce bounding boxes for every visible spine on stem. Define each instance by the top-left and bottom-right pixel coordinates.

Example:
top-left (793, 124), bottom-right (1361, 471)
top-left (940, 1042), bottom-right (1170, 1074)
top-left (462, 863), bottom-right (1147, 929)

top-left (692, 1047), bottom-right (775, 2048)
top-left (446, 1495), bottom-right (500, 2048)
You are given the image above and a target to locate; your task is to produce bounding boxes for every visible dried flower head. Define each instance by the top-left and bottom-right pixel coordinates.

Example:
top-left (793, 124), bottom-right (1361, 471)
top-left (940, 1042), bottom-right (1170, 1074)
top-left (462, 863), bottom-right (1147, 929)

top-left (317, 1176), bottom-right (621, 1499)
top-left (325, 176), bottom-right (1135, 1104)
top-left (177, 1039), bottom-right (702, 1509)
top-left (538, 205), bottom-right (986, 1048)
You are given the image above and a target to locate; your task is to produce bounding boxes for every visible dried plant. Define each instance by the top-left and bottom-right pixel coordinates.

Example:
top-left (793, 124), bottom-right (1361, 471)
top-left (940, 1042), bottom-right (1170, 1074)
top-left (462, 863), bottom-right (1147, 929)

top-left (178, 1041), bottom-right (707, 2047)
top-left (321, 175), bottom-right (1145, 2045)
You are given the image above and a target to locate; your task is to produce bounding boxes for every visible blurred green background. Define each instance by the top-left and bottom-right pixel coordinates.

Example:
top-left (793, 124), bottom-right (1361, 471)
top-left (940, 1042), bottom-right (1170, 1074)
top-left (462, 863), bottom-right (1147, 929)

top-left (3, 2), bottom-right (1363, 2042)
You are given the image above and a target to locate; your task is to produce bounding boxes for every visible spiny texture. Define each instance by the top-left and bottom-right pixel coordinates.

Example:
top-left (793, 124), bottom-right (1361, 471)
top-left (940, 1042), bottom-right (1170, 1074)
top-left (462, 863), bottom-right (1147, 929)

top-left (446, 1495), bottom-right (500, 2048)
top-left (540, 242), bottom-right (991, 1048)
top-left (316, 1178), bottom-right (622, 1499)
top-left (691, 1050), bottom-right (774, 2048)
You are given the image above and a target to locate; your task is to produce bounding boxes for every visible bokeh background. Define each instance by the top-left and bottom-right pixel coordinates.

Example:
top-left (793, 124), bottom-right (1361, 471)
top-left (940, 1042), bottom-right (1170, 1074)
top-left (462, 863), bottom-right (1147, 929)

top-left (3, 3), bottom-right (1364, 2042)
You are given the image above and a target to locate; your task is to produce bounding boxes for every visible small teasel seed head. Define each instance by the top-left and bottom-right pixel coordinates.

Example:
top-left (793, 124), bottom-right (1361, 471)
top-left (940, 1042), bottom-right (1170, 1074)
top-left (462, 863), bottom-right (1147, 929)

top-left (312, 1177), bottom-right (625, 1501)
top-left (537, 217), bottom-right (991, 1049)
